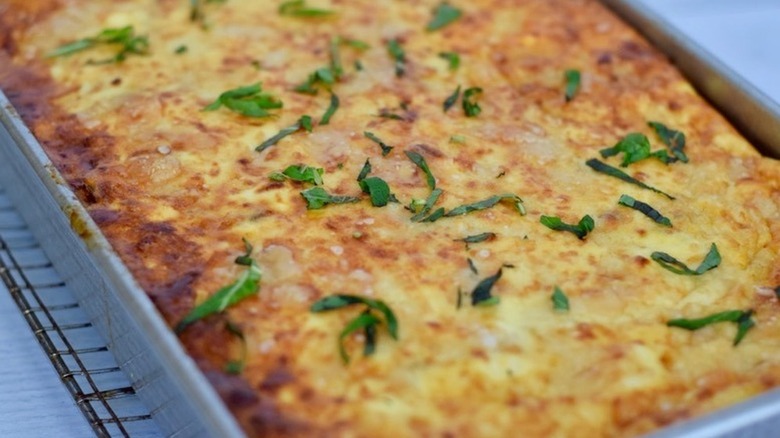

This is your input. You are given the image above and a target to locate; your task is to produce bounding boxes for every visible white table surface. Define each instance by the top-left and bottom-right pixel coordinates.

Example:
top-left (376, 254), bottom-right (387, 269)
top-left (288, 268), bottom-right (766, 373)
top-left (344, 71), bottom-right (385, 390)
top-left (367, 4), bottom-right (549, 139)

top-left (0, 1), bottom-right (778, 436)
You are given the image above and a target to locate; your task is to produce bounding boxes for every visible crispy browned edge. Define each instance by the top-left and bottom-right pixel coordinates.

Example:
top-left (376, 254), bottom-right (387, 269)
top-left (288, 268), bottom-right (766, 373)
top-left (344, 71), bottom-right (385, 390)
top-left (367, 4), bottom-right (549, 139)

top-left (0, 1), bottom-right (306, 435)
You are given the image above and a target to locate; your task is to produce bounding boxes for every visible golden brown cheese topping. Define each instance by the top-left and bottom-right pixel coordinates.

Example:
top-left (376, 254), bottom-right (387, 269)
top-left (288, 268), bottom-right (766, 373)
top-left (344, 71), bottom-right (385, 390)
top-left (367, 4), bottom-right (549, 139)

top-left (2, 0), bottom-right (780, 436)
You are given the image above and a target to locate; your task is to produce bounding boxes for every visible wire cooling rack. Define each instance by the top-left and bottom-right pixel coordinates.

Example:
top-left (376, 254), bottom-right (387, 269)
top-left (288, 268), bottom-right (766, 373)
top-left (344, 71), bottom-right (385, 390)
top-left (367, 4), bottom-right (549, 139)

top-left (0, 188), bottom-right (161, 437)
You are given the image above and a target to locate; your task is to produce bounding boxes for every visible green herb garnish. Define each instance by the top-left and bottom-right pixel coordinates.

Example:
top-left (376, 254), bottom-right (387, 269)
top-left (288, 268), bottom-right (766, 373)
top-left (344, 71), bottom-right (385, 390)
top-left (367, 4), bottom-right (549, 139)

top-left (467, 259), bottom-right (478, 275)
top-left (387, 39), bottom-right (406, 77)
top-left (320, 93), bottom-right (340, 125)
top-left (410, 189), bottom-right (443, 222)
top-left (462, 87), bottom-right (482, 117)
top-left (651, 243), bottom-right (721, 276)
top-left (618, 194), bottom-right (672, 227)
top-left (279, 0), bottom-right (335, 17)
top-left (269, 164), bottom-right (324, 185)
top-left (585, 158), bottom-right (675, 200)
top-left (455, 232), bottom-right (496, 245)
top-left (551, 286), bottom-right (570, 311)
top-left (295, 67), bottom-right (335, 95)
top-left (176, 240), bottom-right (261, 332)
top-left (667, 309), bottom-right (754, 346)
top-left (48, 26), bottom-right (149, 64)
top-left (310, 294), bottom-right (398, 364)
top-left (421, 207), bottom-right (446, 222)
top-left (405, 151), bottom-right (436, 190)
top-left (445, 194), bottom-right (525, 218)
top-left (174, 45), bottom-right (188, 54)
top-left (205, 82), bottom-right (283, 118)
top-left (438, 51), bottom-right (460, 71)
top-left (600, 133), bottom-right (671, 167)
top-left (224, 320), bottom-right (247, 375)
top-left (356, 159), bottom-right (372, 182)
top-left (364, 131), bottom-right (394, 156)
top-left (471, 267), bottom-right (503, 307)
top-left (563, 69), bottom-right (581, 102)
top-left (359, 177), bottom-right (393, 207)
top-left (450, 134), bottom-right (466, 144)
top-left (443, 85), bottom-right (461, 112)
top-left (648, 121), bottom-right (689, 163)
top-left (300, 187), bottom-right (360, 210)
top-left (540, 215), bottom-right (594, 240)
top-left (426, 2), bottom-right (463, 31)
top-left (256, 115), bottom-right (310, 153)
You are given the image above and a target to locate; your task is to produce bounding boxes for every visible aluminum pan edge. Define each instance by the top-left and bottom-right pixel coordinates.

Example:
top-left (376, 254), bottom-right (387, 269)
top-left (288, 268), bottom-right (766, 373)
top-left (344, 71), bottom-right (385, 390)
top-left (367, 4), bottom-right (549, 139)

top-left (598, 2), bottom-right (780, 437)
top-left (600, 0), bottom-right (780, 159)
top-left (0, 91), bottom-right (244, 437)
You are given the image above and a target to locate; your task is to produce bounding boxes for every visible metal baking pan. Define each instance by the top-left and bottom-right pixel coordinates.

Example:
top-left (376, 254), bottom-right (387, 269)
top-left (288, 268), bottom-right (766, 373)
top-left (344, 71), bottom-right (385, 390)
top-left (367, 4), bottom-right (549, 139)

top-left (0, 99), bottom-right (244, 436)
top-left (0, 1), bottom-right (779, 437)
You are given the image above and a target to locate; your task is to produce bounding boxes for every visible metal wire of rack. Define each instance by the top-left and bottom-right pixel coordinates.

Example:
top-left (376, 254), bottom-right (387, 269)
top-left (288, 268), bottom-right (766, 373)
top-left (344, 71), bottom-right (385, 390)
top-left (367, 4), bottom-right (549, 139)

top-left (0, 189), bottom-right (161, 437)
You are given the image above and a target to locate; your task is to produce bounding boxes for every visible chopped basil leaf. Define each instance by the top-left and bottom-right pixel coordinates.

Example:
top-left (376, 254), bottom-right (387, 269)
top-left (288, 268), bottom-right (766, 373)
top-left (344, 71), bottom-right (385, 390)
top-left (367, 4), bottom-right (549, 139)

top-left (411, 189), bottom-right (443, 221)
top-left (618, 194), bottom-right (672, 227)
top-left (648, 121), bottom-right (689, 163)
top-left (443, 85), bottom-right (461, 112)
top-left (405, 151), bottom-right (436, 190)
top-left (364, 131), bottom-right (394, 156)
top-left (299, 114), bottom-right (313, 132)
top-left (176, 242), bottom-right (261, 333)
top-left (735, 311), bottom-right (756, 346)
top-left (300, 187), bottom-right (360, 210)
top-left (472, 267), bottom-right (503, 307)
top-left (551, 286), bottom-right (570, 311)
top-left (455, 232), bottom-right (496, 244)
top-left (224, 320), bottom-right (247, 375)
top-left (311, 295), bottom-right (398, 336)
top-left (651, 243), bottom-right (721, 276)
top-left (438, 51), bottom-right (460, 71)
top-left (338, 311), bottom-right (380, 363)
top-left (585, 158), bottom-right (675, 200)
top-left (462, 87), bottom-right (482, 117)
top-left (356, 159), bottom-right (372, 182)
top-left (320, 93), bottom-right (340, 125)
top-left (540, 214), bottom-right (595, 240)
top-left (450, 134), bottom-right (466, 144)
top-left (48, 26), bottom-right (149, 64)
top-left (426, 2), bottom-right (463, 31)
top-left (310, 294), bottom-right (399, 364)
top-left (270, 164), bottom-right (324, 185)
top-left (354, 60), bottom-right (364, 71)
top-left (467, 259), bottom-right (478, 275)
top-left (563, 69), bottom-right (581, 102)
top-left (600, 133), bottom-right (672, 167)
top-left (359, 177), bottom-right (393, 207)
top-left (667, 309), bottom-right (754, 346)
top-left (279, 0), bottom-right (335, 17)
top-left (445, 194), bottom-right (525, 218)
top-left (205, 82), bottom-right (282, 118)
top-left (387, 39), bottom-right (406, 77)
top-left (234, 237), bottom-right (254, 266)
top-left (294, 67), bottom-right (336, 94)
top-left (256, 115), bottom-right (309, 152)
top-left (174, 45), bottom-right (188, 54)
top-left (421, 207), bottom-right (446, 222)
